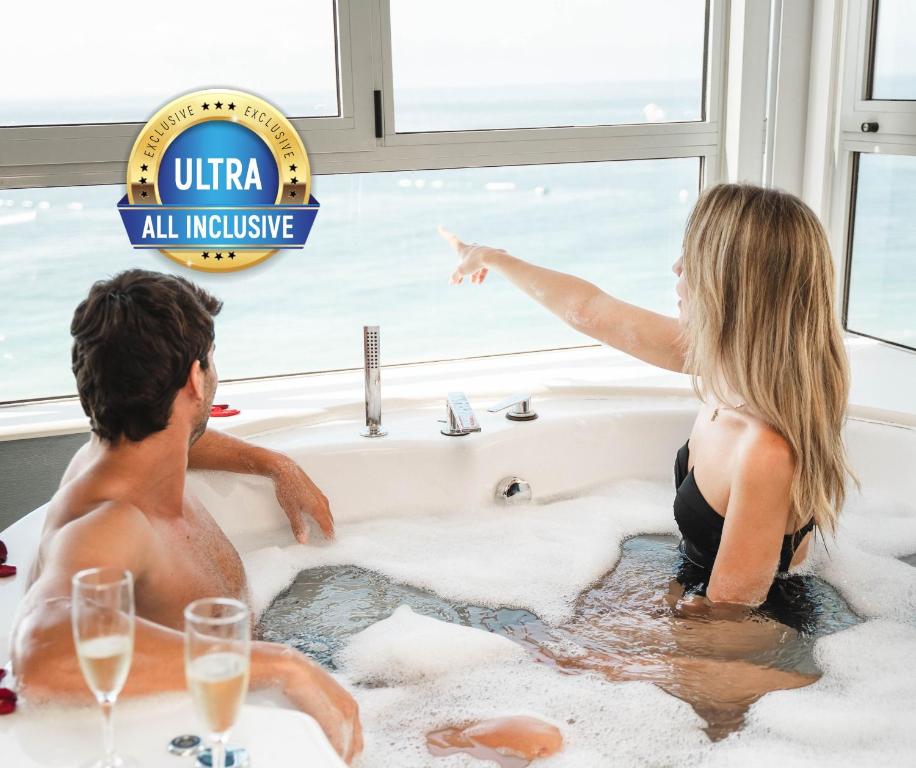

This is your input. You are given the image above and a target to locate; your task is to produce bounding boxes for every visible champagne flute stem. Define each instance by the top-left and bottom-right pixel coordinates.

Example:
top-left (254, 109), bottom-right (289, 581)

top-left (212, 732), bottom-right (230, 768)
top-left (100, 699), bottom-right (116, 765)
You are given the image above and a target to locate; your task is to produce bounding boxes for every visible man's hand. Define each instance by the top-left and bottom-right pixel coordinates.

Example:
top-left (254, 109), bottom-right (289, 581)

top-left (280, 654), bottom-right (363, 763)
top-left (269, 455), bottom-right (334, 543)
top-left (187, 430), bottom-right (334, 543)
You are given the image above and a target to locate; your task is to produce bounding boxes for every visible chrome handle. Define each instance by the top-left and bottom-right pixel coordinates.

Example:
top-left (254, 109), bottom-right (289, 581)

top-left (488, 393), bottom-right (531, 413)
top-left (441, 392), bottom-right (480, 436)
top-left (487, 393), bottom-right (538, 422)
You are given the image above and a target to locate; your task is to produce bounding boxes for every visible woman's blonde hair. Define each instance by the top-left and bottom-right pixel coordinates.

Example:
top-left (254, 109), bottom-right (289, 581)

top-left (681, 183), bottom-right (852, 534)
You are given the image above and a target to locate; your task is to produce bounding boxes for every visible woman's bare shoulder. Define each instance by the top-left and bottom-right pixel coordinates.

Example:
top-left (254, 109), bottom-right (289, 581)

top-left (736, 418), bottom-right (795, 479)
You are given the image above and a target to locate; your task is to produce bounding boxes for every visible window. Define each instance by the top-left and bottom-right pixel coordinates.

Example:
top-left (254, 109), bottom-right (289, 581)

top-left (3, 1), bottom-right (339, 126)
top-left (0, 1), bottom-right (725, 402)
top-left (869, 0), bottom-right (916, 100)
top-left (0, 0), bottom-right (371, 180)
top-left (389, 0), bottom-right (707, 132)
top-left (837, 0), bottom-right (916, 351)
top-left (0, 159), bottom-right (698, 401)
top-left (845, 154), bottom-right (916, 348)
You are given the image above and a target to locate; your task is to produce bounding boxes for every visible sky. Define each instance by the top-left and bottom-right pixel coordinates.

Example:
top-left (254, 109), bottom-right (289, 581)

top-left (391, 0), bottom-right (706, 88)
top-left (2, 0), bottom-right (706, 122)
top-left (2, 0), bottom-right (338, 106)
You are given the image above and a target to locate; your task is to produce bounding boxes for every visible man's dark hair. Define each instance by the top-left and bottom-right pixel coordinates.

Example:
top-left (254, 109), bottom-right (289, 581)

top-left (71, 269), bottom-right (222, 442)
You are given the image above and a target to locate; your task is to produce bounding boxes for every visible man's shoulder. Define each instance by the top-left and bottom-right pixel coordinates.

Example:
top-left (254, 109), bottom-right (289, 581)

top-left (27, 497), bottom-right (154, 593)
top-left (47, 449), bottom-right (152, 538)
top-left (59, 440), bottom-right (87, 484)
top-left (55, 497), bottom-right (152, 539)
top-left (42, 496), bottom-right (154, 566)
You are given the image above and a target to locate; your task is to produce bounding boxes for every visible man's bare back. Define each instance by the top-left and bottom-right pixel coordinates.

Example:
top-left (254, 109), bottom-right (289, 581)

top-left (29, 439), bottom-right (248, 630)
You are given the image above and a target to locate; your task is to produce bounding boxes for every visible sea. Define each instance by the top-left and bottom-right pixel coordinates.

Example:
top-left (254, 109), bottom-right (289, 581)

top-left (0, 83), bottom-right (912, 402)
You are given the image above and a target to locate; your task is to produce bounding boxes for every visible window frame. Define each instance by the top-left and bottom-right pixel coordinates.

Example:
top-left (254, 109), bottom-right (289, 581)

top-left (362, 0), bottom-right (724, 177)
top-left (378, 0), bottom-right (715, 142)
top-left (0, 0), bottom-right (730, 404)
top-left (830, 0), bottom-right (916, 353)
top-left (0, 0), bottom-right (727, 187)
top-left (0, 0), bottom-right (378, 189)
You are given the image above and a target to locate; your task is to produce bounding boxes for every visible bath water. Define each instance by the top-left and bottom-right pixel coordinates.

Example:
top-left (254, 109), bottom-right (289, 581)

top-left (242, 473), bottom-right (916, 766)
top-left (258, 535), bottom-right (860, 742)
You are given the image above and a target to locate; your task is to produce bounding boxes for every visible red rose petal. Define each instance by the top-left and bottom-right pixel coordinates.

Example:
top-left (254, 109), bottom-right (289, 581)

top-left (0, 565), bottom-right (17, 578)
top-left (0, 669), bottom-right (6, 682)
top-left (0, 539), bottom-right (6, 564)
top-left (209, 408), bottom-right (240, 417)
top-left (0, 688), bottom-right (17, 714)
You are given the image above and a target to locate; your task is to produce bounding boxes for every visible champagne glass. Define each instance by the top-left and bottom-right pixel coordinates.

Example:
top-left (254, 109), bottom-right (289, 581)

top-left (184, 598), bottom-right (251, 768)
top-left (71, 567), bottom-right (136, 768)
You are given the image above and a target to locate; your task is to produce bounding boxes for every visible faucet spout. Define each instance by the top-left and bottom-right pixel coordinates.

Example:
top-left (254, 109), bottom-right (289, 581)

top-left (441, 392), bottom-right (481, 437)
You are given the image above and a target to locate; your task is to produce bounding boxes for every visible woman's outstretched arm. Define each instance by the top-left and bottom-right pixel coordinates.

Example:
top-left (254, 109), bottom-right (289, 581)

top-left (439, 227), bottom-right (688, 373)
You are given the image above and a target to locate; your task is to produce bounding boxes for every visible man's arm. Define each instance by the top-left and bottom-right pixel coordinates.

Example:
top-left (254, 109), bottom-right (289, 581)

top-left (10, 505), bottom-right (361, 762)
top-left (12, 504), bottom-right (284, 697)
top-left (188, 429), bottom-right (333, 541)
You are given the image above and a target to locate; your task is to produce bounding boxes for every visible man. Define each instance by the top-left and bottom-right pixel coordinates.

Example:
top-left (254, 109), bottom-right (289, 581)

top-left (10, 270), bottom-right (362, 762)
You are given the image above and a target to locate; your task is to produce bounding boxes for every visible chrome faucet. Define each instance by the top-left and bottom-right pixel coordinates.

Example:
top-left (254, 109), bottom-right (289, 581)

top-left (488, 393), bottom-right (538, 421)
top-left (361, 325), bottom-right (387, 437)
top-left (441, 392), bottom-right (481, 436)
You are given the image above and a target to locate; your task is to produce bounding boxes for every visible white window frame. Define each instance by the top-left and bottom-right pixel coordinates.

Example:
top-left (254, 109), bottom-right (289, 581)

top-left (0, 0), bottom-right (378, 189)
top-left (829, 0), bottom-right (916, 353)
top-left (323, 0), bottom-right (727, 177)
top-left (0, 0), bottom-right (747, 405)
top-left (1, 0), bottom-right (729, 186)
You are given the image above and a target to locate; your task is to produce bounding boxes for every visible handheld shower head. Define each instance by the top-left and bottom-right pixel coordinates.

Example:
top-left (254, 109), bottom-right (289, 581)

top-left (361, 325), bottom-right (387, 437)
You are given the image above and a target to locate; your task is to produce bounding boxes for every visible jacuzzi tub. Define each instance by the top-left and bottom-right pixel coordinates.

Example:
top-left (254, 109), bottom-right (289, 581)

top-left (2, 384), bottom-right (915, 766)
top-left (184, 392), bottom-right (915, 550)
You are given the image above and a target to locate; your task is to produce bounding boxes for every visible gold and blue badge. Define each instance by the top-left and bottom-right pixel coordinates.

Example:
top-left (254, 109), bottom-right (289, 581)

top-left (117, 89), bottom-right (318, 272)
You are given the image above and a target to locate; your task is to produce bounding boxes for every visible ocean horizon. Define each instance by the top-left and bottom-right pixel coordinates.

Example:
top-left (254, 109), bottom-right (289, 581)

top-left (1, 82), bottom-right (912, 402)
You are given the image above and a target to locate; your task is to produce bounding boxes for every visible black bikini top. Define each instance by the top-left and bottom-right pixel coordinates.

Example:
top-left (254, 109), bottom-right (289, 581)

top-left (673, 440), bottom-right (814, 573)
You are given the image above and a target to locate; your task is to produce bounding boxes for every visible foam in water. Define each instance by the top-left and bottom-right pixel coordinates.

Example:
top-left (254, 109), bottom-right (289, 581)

top-left (245, 479), bottom-right (679, 622)
top-left (339, 605), bottom-right (525, 685)
top-left (345, 635), bottom-right (710, 767)
top-left (260, 536), bottom-right (857, 744)
top-left (243, 477), bottom-right (916, 766)
top-left (698, 620), bottom-right (916, 767)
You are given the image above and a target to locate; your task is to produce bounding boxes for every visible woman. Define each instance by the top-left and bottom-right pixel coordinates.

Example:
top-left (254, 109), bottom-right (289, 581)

top-left (440, 183), bottom-right (853, 609)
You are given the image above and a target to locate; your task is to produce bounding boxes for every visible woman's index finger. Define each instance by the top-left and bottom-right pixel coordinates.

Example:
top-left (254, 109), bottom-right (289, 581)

top-left (437, 225), bottom-right (464, 250)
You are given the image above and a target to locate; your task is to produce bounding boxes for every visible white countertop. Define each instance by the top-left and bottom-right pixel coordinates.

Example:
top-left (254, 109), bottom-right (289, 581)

top-left (0, 696), bottom-right (346, 767)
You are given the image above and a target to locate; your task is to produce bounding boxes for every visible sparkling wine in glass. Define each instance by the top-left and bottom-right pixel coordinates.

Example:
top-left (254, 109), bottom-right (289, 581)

top-left (71, 567), bottom-right (136, 768)
top-left (184, 598), bottom-right (251, 768)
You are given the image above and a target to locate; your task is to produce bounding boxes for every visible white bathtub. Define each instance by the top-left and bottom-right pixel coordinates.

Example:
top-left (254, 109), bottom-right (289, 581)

top-left (202, 394), bottom-right (915, 546)
top-left (2, 377), bottom-right (915, 766)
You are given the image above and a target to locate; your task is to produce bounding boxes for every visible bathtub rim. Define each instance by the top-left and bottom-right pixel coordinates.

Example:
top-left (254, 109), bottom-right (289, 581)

top-left (0, 343), bottom-right (913, 443)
